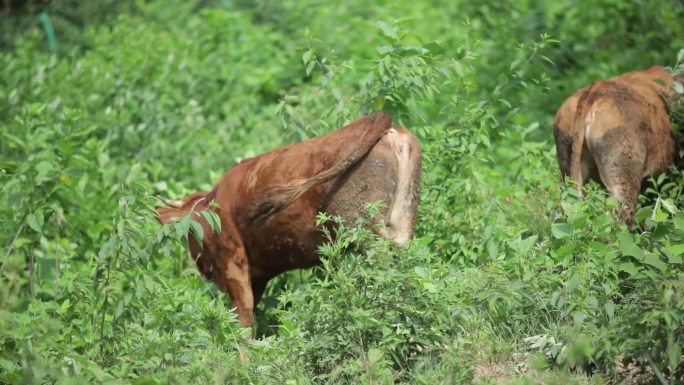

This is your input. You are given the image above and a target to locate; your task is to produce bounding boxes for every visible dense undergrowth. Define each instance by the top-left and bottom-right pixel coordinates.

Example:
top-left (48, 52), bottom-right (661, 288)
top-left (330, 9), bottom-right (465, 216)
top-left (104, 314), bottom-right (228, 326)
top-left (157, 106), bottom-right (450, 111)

top-left (1, 0), bottom-right (684, 384)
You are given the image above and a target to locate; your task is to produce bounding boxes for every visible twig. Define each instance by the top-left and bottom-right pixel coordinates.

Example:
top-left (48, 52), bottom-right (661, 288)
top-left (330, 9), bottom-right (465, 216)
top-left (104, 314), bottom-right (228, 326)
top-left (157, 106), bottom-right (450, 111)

top-left (1, 223), bottom-right (25, 276)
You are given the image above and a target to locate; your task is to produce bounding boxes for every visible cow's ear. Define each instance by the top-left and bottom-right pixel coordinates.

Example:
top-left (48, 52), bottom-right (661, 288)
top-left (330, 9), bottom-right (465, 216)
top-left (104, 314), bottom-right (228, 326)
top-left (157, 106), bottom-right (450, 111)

top-left (155, 206), bottom-right (181, 225)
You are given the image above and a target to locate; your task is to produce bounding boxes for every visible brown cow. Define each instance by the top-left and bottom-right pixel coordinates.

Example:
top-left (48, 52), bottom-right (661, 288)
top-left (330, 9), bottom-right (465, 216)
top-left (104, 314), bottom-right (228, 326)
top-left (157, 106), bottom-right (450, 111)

top-left (554, 66), bottom-right (682, 223)
top-left (156, 112), bottom-right (421, 327)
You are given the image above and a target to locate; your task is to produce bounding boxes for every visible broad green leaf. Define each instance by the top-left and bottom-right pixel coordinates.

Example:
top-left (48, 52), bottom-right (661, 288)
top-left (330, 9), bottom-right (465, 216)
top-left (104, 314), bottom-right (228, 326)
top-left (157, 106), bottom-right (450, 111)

top-left (190, 220), bottom-right (204, 242)
top-left (604, 300), bottom-right (615, 318)
top-left (674, 81), bottom-right (684, 94)
top-left (642, 252), bottom-right (667, 272)
top-left (132, 375), bottom-right (161, 385)
top-left (200, 210), bottom-right (221, 233)
top-left (413, 266), bottom-right (429, 278)
top-left (27, 103), bottom-right (46, 115)
top-left (589, 241), bottom-right (609, 254)
top-left (586, 295), bottom-right (598, 309)
top-left (302, 50), bottom-right (313, 64)
top-left (555, 242), bottom-right (576, 259)
top-left (35, 160), bottom-right (56, 184)
top-left (376, 21), bottom-right (399, 41)
top-left (306, 61), bottom-right (315, 77)
top-left (663, 243), bottom-right (684, 264)
top-left (667, 336), bottom-right (681, 374)
top-left (367, 348), bottom-right (384, 364)
top-left (551, 222), bottom-right (573, 239)
top-left (114, 300), bottom-right (124, 319)
top-left (666, 253), bottom-right (683, 265)
top-left (87, 363), bottom-right (112, 381)
top-left (57, 298), bottom-right (71, 315)
top-left (673, 212), bottom-right (684, 230)
top-left (619, 262), bottom-right (640, 276)
top-left (515, 234), bottom-right (537, 255)
top-left (26, 211), bottom-right (44, 232)
top-left (661, 199), bottom-right (677, 214)
top-left (174, 215), bottom-right (191, 238)
top-left (572, 311), bottom-right (585, 326)
top-left (652, 206), bottom-right (668, 223)
top-left (618, 230), bottom-right (644, 259)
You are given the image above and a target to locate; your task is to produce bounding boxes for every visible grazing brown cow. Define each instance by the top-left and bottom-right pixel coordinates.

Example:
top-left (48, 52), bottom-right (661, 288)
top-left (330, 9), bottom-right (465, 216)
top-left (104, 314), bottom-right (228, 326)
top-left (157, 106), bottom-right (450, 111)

top-left (156, 112), bottom-right (421, 327)
top-left (554, 66), bottom-right (682, 223)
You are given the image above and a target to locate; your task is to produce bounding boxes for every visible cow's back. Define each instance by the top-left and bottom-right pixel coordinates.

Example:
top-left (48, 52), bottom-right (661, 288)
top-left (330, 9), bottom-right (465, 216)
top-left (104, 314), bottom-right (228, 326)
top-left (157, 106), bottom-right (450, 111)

top-left (220, 117), bottom-right (421, 279)
top-left (552, 66), bottom-right (679, 224)
top-left (582, 71), bottom-right (676, 179)
top-left (157, 112), bottom-right (421, 327)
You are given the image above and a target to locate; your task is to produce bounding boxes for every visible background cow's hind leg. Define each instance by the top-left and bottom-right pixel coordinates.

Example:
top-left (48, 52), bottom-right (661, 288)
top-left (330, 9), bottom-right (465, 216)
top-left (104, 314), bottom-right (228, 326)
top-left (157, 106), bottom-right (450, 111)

top-left (591, 133), bottom-right (645, 226)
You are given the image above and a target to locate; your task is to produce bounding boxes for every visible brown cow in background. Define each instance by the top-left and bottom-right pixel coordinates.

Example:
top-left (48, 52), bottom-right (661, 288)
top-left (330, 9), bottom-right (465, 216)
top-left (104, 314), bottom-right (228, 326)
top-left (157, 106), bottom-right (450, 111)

top-left (156, 112), bottom-right (422, 327)
top-left (554, 66), bottom-right (682, 224)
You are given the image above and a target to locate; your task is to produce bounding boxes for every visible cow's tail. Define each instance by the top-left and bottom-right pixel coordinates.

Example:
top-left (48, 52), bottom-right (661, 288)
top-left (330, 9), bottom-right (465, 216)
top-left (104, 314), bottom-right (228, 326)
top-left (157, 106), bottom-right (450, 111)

top-left (567, 122), bottom-right (585, 192)
top-left (246, 112), bottom-right (392, 226)
top-left (568, 86), bottom-right (596, 194)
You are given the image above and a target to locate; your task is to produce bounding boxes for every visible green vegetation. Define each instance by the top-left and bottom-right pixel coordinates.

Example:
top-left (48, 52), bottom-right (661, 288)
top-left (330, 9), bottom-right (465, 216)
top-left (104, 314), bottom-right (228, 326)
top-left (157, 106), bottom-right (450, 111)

top-left (1, 0), bottom-right (684, 383)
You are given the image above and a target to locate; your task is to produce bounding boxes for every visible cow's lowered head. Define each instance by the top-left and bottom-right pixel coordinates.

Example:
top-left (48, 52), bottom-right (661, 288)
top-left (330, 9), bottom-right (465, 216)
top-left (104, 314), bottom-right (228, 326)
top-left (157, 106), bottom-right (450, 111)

top-left (155, 191), bottom-right (219, 283)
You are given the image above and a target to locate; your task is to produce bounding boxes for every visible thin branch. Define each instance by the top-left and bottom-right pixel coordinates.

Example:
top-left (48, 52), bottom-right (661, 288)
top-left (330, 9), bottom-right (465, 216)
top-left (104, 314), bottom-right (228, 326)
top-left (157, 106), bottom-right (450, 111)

top-left (1, 222), bottom-right (25, 276)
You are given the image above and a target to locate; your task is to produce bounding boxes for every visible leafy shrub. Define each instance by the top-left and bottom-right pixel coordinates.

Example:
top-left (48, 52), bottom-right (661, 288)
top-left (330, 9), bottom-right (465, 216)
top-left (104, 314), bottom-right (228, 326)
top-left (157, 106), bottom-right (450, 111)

top-left (277, 214), bottom-right (474, 383)
top-left (2, 0), bottom-right (684, 383)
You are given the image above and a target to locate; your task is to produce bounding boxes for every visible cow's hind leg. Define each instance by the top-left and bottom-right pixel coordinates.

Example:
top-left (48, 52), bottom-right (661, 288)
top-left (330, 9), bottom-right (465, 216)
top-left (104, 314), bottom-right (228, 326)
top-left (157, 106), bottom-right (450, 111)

top-left (591, 132), bottom-right (645, 226)
top-left (251, 279), bottom-right (268, 309)
top-left (554, 125), bottom-right (574, 179)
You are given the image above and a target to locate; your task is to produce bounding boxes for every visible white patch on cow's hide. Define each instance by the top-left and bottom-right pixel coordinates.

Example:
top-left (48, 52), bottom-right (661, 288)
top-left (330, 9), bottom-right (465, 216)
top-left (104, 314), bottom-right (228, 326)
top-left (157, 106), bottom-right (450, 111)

top-left (584, 103), bottom-right (597, 138)
top-left (384, 127), bottom-right (415, 245)
top-left (577, 103), bottom-right (599, 187)
top-left (246, 161), bottom-right (265, 190)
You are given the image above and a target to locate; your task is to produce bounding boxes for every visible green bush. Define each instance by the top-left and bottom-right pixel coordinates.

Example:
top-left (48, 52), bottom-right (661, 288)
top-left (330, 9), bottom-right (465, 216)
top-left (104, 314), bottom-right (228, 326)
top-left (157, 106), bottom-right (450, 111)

top-left (2, 0), bottom-right (683, 383)
top-left (277, 214), bottom-right (474, 383)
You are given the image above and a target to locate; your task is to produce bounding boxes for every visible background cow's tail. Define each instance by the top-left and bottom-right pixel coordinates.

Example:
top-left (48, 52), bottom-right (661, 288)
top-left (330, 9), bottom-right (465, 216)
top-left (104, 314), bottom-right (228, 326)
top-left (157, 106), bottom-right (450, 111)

top-left (568, 121), bottom-right (585, 191)
top-left (246, 112), bottom-right (392, 226)
top-left (568, 86), bottom-right (596, 193)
